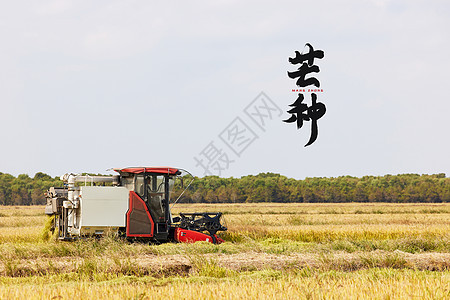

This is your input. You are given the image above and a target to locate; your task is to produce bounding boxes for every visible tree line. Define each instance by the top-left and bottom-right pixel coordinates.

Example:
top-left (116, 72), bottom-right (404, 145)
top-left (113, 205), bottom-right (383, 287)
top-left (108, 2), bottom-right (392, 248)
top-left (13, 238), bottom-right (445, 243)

top-left (174, 173), bottom-right (449, 203)
top-left (0, 172), bottom-right (61, 205)
top-left (0, 172), bottom-right (448, 205)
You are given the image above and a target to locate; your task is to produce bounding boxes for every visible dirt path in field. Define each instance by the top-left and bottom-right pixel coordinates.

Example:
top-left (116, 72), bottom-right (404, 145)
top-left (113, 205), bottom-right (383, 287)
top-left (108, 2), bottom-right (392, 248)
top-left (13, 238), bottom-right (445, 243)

top-left (1, 251), bottom-right (449, 277)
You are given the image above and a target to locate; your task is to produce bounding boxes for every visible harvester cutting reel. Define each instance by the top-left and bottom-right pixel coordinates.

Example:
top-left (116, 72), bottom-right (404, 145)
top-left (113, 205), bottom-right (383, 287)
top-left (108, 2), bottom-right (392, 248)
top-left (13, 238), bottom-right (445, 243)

top-left (175, 212), bottom-right (227, 235)
top-left (173, 212), bottom-right (227, 244)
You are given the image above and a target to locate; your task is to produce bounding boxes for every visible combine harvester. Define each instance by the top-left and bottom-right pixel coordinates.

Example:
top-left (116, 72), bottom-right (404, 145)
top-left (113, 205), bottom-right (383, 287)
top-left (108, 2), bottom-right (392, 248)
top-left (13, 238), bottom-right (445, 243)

top-left (45, 167), bottom-right (227, 244)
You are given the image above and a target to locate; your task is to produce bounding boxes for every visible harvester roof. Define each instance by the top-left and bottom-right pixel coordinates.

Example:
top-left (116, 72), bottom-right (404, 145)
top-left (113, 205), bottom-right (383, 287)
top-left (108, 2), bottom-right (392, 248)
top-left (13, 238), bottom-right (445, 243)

top-left (114, 167), bottom-right (181, 175)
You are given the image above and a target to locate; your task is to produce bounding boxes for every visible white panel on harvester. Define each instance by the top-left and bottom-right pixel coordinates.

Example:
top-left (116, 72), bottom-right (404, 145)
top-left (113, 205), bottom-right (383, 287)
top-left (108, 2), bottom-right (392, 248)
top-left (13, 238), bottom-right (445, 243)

top-left (80, 186), bottom-right (129, 227)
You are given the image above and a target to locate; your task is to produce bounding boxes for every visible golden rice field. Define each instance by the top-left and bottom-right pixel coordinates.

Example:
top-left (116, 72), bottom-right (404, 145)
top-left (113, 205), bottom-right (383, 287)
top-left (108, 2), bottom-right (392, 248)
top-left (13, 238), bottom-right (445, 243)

top-left (0, 203), bottom-right (449, 299)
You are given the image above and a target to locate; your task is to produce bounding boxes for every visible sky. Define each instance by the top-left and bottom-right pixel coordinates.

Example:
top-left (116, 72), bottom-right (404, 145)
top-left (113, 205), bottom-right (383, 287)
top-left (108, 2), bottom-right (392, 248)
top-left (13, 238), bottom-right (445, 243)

top-left (0, 0), bottom-right (449, 179)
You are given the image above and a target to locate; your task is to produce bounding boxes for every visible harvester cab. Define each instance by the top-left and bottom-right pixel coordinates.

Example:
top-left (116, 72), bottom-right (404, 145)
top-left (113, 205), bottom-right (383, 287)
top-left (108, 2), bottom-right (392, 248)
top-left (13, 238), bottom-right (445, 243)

top-left (45, 167), bottom-right (227, 244)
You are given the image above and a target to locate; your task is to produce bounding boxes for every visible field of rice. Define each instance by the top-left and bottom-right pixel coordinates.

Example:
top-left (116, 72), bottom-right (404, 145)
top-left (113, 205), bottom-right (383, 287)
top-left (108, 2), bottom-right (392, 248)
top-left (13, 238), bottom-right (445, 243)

top-left (0, 203), bottom-right (449, 299)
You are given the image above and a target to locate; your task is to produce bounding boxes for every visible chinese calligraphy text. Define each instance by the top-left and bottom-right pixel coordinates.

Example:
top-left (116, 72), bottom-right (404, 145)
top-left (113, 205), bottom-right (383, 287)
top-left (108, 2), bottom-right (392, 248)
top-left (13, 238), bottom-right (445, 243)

top-left (284, 43), bottom-right (326, 147)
